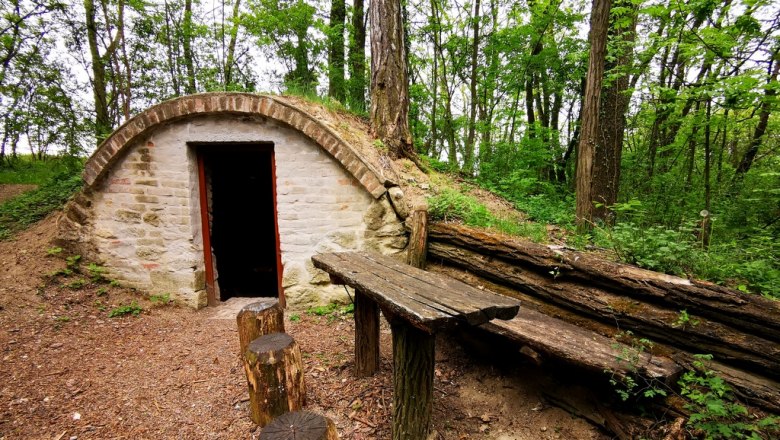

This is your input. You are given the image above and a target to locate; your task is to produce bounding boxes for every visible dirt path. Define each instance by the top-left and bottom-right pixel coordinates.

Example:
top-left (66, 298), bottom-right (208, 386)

top-left (0, 215), bottom-right (605, 439)
top-left (0, 184), bottom-right (37, 204)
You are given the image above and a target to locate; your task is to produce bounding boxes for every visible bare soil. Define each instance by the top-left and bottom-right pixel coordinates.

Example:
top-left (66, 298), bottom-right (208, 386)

top-left (0, 184), bottom-right (37, 204)
top-left (0, 214), bottom-right (606, 440)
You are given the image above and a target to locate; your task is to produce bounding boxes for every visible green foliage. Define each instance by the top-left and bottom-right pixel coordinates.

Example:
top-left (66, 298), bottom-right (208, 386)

top-left (606, 331), bottom-right (667, 402)
top-left (64, 278), bottom-right (87, 290)
top-left (0, 172), bottom-right (83, 240)
top-left (0, 156), bottom-right (83, 185)
top-left (306, 301), bottom-right (354, 323)
top-left (675, 309), bottom-right (700, 328)
top-left (46, 246), bottom-right (63, 255)
top-left (289, 313), bottom-right (301, 322)
top-left (108, 302), bottom-right (143, 318)
top-left (149, 293), bottom-right (172, 304)
top-left (679, 355), bottom-right (779, 439)
top-left (86, 263), bottom-right (107, 282)
top-left (427, 187), bottom-right (547, 240)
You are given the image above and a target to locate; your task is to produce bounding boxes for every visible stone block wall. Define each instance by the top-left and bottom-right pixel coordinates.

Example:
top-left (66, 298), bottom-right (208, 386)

top-left (59, 113), bottom-right (407, 308)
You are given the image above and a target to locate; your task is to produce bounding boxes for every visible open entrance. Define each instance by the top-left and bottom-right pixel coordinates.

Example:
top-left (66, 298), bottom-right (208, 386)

top-left (196, 143), bottom-right (283, 305)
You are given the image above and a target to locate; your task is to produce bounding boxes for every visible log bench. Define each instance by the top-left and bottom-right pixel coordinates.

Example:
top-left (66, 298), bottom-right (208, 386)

top-left (311, 251), bottom-right (520, 440)
top-left (481, 307), bottom-right (683, 384)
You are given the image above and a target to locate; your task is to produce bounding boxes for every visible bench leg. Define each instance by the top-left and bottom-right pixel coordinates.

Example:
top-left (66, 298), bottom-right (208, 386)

top-left (354, 290), bottom-right (380, 377)
top-left (391, 322), bottom-right (434, 440)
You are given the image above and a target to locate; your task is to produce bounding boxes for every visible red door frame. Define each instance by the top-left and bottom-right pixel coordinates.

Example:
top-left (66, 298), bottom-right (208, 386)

top-left (195, 144), bottom-right (285, 307)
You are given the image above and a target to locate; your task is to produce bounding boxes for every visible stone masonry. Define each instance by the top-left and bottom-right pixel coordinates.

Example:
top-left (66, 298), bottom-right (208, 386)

top-left (58, 93), bottom-right (409, 309)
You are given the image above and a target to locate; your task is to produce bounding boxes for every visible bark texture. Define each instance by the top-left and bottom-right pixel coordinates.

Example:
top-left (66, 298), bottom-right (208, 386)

top-left (369, 0), bottom-right (415, 160)
top-left (244, 333), bottom-right (305, 426)
top-left (575, 0), bottom-right (611, 230)
top-left (237, 299), bottom-right (285, 357)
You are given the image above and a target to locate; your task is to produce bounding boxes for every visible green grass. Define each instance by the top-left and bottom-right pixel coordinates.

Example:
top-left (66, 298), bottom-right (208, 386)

top-left (0, 155), bottom-right (83, 184)
top-left (427, 188), bottom-right (547, 241)
top-left (0, 172), bottom-right (84, 240)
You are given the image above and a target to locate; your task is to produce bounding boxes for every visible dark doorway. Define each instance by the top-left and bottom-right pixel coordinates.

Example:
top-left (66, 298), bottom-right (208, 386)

top-left (197, 143), bottom-right (281, 303)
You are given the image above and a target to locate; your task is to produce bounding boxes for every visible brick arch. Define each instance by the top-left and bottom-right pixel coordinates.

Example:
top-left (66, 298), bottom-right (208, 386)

top-left (83, 93), bottom-right (388, 198)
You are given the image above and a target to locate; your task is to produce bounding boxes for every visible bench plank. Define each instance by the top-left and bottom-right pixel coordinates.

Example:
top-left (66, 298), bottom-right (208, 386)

top-left (481, 308), bottom-right (682, 384)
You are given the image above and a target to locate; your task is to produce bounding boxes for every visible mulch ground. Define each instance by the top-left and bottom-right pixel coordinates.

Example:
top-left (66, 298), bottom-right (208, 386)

top-left (0, 214), bottom-right (605, 440)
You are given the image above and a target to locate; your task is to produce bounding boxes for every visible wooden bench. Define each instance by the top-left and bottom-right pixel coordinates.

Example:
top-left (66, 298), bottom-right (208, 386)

top-left (311, 251), bottom-right (520, 440)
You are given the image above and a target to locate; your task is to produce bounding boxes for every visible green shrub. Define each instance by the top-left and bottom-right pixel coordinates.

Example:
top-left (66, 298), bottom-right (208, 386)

top-left (108, 302), bottom-right (143, 318)
top-left (679, 355), bottom-right (779, 439)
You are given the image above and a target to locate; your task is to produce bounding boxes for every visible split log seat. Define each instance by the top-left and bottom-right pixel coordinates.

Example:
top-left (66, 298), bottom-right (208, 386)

top-left (311, 251), bottom-right (520, 440)
top-left (481, 307), bottom-right (683, 384)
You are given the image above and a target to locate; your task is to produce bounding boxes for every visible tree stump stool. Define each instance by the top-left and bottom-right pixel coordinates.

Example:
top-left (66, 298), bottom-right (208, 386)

top-left (259, 411), bottom-right (339, 439)
top-left (244, 333), bottom-right (305, 426)
top-left (237, 299), bottom-right (285, 356)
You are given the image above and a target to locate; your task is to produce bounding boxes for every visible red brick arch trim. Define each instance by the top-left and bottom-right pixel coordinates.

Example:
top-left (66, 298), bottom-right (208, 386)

top-left (83, 93), bottom-right (389, 198)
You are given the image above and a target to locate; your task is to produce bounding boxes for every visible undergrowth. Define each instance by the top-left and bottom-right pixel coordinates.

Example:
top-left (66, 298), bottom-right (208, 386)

top-left (0, 172), bottom-right (83, 240)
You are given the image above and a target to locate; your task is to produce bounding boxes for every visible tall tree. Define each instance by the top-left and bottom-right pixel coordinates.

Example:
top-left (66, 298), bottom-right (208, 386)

top-left (462, 0), bottom-right (481, 175)
top-left (591, 0), bottom-right (637, 223)
top-left (347, 0), bottom-right (366, 111)
top-left (84, 0), bottom-right (125, 144)
top-left (732, 44), bottom-right (780, 183)
top-left (575, 0), bottom-right (611, 231)
top-left (328, 0), bottom-right (346, 101)
top-left (369, 0), bottom-right (416, 161)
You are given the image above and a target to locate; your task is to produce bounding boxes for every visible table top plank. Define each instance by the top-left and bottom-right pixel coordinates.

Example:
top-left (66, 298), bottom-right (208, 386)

top-left (311, 251), bottom-right (520, 332)
top-left (312, 253), bottom-right (453, 330)
top-left (358, 252), bottom-right (520, 323)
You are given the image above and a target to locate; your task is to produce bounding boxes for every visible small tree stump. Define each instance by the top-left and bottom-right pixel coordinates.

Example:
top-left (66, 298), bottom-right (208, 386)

top-left (244, 333), bottom-right (305, 426)
top-left (237, 299), bottom-right (285, 356)
top-left (259, 411), bottom-right (339, 440)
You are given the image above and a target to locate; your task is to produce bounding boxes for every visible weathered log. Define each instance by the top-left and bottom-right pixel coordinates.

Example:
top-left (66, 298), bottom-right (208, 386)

top-left (391, 322), bottom-right (434, 440)
top-left (429, 242), bottom-right (780, 379)
top-left (428, 222), bottom-right (780, 341)
top-left (354, 290), bottom-right (380, 377)
top-left (244, 333), bottom-right (305, 426)
top-left (259, 411), bottom-right (339, 440)
top-left (406, 209), bottom-right (428, 270)
top-left (237, 299), bottom-right (285, 356)
top-left (481, 308), bottom-right (682, 384)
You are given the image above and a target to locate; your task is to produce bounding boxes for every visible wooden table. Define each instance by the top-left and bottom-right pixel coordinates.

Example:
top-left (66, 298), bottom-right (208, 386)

top-left (312, 251), bottom-right (520, 440)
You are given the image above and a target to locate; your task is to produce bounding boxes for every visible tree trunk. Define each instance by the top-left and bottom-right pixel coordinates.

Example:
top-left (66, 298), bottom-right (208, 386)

top-left (84, 0), bottom-right (117, 144)
top-left (260, 411), bottom-right (339, 440)
top-left (369, 0), bottom-right (416, 161)
top-left (224, 0), bottom-right (242, 88)
top-left (243, 333), bottom-right (305, 426)
top-left (732, 45), bottom-right (780, 183)
top-left (575, 0), bottom-right (611, 231)
top-left (462, 0), bottom-right (481, 176)
top-left (347, 0), bottom-right (366, 111)
top-left (592, 0), bottom-right (636, 224)
top-left (183, 0), bottom-right (197, 94)
top-left (328, 0), bottom-right (346, 102)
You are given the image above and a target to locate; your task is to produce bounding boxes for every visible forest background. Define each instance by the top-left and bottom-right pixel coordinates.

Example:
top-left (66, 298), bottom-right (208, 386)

top-left (0, 0), bottom-right (778, 299)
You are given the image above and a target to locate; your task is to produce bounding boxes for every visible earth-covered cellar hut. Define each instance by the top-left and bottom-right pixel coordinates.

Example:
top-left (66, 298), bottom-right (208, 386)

top-left (57, 93), bottom-right (414, 308)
